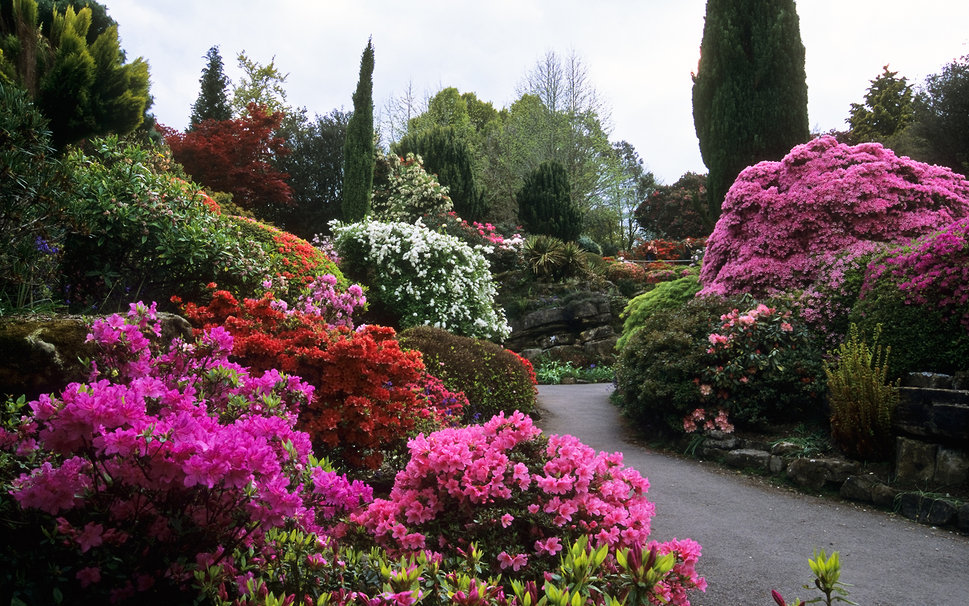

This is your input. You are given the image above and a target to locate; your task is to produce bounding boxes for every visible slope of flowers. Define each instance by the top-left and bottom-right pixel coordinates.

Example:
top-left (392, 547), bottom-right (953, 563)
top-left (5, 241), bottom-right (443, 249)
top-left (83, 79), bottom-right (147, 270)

top-left (352, 411), bottom-right (705, 600)
top-left (699, 135), bottom-right (969, 297)
top-left (1, 302), bottom-right (372, 602)
top-left (181, 279), bottom-right (465, 469)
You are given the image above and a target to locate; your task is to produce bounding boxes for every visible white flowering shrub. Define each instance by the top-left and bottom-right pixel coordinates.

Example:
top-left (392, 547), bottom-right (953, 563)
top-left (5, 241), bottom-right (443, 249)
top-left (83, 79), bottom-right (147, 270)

top-left (372, 152), bottom-right (453, 222)
top-left (331, 218), bottom-right (511, 341)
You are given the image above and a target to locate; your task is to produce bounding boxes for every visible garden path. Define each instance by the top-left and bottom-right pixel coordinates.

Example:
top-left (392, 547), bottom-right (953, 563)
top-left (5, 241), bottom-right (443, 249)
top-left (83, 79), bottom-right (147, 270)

top-left (536, 383), bottom-right (969, 606)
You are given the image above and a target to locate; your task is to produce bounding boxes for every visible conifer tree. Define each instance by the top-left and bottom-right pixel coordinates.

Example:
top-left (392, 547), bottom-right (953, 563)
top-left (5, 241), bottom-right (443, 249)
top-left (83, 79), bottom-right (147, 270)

top-left (342, 38), bottom-right (375, 222)
top-left (846, 65), bottom-right (914, 145)
top-left (394, 125), bottom-right (488, 222)
top-left (189, 45), bottom-right (231, 128)
top-left (517, 160), bottom-right (581, 241)
top-left (692, 0), bottom-right (809, 222)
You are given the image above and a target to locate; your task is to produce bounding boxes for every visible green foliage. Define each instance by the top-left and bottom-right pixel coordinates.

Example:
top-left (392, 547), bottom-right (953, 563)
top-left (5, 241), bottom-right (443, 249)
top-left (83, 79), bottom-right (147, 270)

top-left (634, 171), bottom-right (711, 239)
top-left (523, 235), bottom-right (587, 281)
top-left (189, 45), bottom-right (231, 127)
top-left (398, 325), bottom-right (537, 421)
top-left (849, 271), bottom-right (969, 380)
top-left (230, 51), bottom-right (288, 117)
top-left (910, 54), bottom-right (969, 174)
top-left (394, 124), bottom-right (488, 222)
top-left (0, 0), bottom-right (149, 147)
top-left (614, 296), bottom-right (734, 435)
top-left (533, 358), bottom-right (614, 384)
top-left (0, 81), bottom-right (66, 313)
top-left (824, 324), bottom-right (900, 461)
top-left (371, 150), bottom-right (453, 222)
top-left (342, 38), bottom-right (375, 221)
top-left (60, 137), bottom-right (276, 310)
top-left (692, 0), bottom-right (809, 222)
top-left (846, 65), bottom-right (914, 146)
top-left (518, 160), bottom-right (582, 241)
top-left (617, 275), bottom-right (701, 350)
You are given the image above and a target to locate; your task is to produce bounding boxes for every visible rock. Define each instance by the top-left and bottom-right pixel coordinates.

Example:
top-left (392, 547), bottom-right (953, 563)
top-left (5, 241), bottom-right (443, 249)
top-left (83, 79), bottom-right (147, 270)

top-left (768, 455), bottom-right (787, 474)
top-left (704, 436), bottom-right (741, 451)
top-left (724, 449), bottom-right (770, 471)
top-left (903, 372), bottom-right (953, 389)
top-left (583, 337), bottom-right (618, 362)
top-left (934, 447), bottom-right (969, 487)
top-left (840, 475), bottom-right (878, 502)
top-left (954, 371), bottom-right (969, 391)
top-left (518, 348), bottom-right (543, 362)
top-left (871, 483), bottom-right (899, 508)
top-left (958, 503), bottom-right (969, 533)
top-left (771, 441), bottom-right (803, 456)
top-left (895, 387), bottom-right (969, 442)
top-left (786, 458), bottom-right (830, 491)
top-left (521, 307), bottom-right (569, 331)
top-left (895, 437), bottom-right (938, 484)
top-left (542, 333), bottom-right (576, 348)
top-left (923, 499), bottom-right (958, 526)
top-left (898, 493), bottom-right (922, 521)
top-left (579, 325), bottom-right (615, 343)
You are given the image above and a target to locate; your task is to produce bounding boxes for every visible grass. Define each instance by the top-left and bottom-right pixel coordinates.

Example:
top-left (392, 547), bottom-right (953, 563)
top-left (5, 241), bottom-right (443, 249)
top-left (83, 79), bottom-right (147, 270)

top-left (534, 358), bottom-right (615, 384)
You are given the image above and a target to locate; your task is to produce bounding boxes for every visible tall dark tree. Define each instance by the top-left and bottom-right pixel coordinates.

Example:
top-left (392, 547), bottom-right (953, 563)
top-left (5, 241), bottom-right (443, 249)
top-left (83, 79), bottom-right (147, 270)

top-left (394, 124), bottom-right (488, 222)
top-left (517, 160), bottom-right (581, 242)
top-left (692, 0), bottom-right (809, 222)
top-left (342, 38), bottom-right (375, 222)
top-left (0, 0), bottom-right (149, 147)
top-left (189, 45), bottom-right (231, 128)
top-left (909, 55), bottom-right (969, 175)
top-left (271, 107), bottom-right (349, 238)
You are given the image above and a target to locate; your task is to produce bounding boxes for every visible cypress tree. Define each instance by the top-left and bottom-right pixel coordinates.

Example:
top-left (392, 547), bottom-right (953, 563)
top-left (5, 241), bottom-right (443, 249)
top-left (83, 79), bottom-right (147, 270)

top-left (342, 38), bottom-right (375, 222)
top-left (189, 45), bottom-right (232, 128)
top-left (517, 160), bottom-right (582, 242)
top-left (394, 125), bottom-right (488, 222)
top-left (692, 0), bottom-right (809, 222)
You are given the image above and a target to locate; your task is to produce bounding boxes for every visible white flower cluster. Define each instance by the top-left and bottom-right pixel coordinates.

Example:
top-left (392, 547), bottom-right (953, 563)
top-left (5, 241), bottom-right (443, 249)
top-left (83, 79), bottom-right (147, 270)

top-left (331, 218), bottom-right (511, 341)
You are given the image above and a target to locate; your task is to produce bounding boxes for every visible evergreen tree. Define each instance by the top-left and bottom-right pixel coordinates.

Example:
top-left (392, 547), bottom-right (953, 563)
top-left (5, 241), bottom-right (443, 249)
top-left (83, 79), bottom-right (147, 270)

top-left (342, 38), bottom-right (374, 222)
top-left (910, 55), bottom-right (969, 174)
top-left (0, 0), bottom-right (149, 147)
top-left (517, 160), bottom-right (581, 241)
top-left (692, 0), bottom-right (809, 222)
top-left (846, 65), bottom-right (914, 145)
top-left (189, 45), bottom-right (231, 128)
top-left (394, 124), bottom-right (488, 222)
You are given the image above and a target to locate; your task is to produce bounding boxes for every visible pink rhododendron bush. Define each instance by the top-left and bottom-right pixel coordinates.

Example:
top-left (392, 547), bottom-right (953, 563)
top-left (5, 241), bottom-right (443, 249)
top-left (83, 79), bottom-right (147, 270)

top-left (0, 303), bottom-right (372, 602)
top-left (352, 411), bottom-right (706, 602)
top-left (699, 135), bottom-right (969, 297)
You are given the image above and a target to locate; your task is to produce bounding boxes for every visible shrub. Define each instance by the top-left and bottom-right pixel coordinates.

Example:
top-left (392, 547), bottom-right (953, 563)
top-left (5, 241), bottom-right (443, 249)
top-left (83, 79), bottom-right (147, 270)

top-left (604, 261), bottom-right (647, 297)
top-left (699, 301), bottom-right (827, 428)
top-left (422, 210), bottom-right (524, 274)
top-left (182, 287), bottom-right (463, 469)
top-left (634, 172), bottom-right (711, 239)
top-left (517, 160), bottom-right (582, 242)
top-left (699, 135), bottom-right (969, 297)
top-left (824, 324), bottom-right (900, 460)
top-left (350, 411), bottom-right (705, 602)
top-left (372, 151), bottom-right (454, 222)
top-left (617, 274), bottom-right (702, 350)
top-left (523, 235), bottom-right (588, 281)
top-left (614, 296), bottom-right (735, 435)
top-left (398, 325), bottom-right (537, 422)
top-left (331, 218), bottom-right (510, 340)
top-left (0, 303), bottom-right (372, 603)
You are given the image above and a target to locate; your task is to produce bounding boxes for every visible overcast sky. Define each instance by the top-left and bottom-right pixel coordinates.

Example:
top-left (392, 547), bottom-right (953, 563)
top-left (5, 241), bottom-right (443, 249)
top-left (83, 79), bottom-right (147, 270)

top-left (103, 1), bottom-right (969, 184)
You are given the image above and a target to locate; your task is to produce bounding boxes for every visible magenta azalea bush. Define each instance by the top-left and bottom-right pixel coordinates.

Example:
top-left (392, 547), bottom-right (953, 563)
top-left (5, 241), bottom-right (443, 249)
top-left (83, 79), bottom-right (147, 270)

top-left (351, 411), bottom-right (705, 600)
top-left (700, 135), bottom-right (969, 297)
top-left (0, 302), bottom-right (372, 602)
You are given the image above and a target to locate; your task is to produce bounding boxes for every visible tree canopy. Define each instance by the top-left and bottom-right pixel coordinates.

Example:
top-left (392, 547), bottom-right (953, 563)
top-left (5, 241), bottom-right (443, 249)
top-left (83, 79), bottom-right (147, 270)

top-left (846, 65), bottom-right (914, 146)
top-left (189, 45), bottom-right (231, 127)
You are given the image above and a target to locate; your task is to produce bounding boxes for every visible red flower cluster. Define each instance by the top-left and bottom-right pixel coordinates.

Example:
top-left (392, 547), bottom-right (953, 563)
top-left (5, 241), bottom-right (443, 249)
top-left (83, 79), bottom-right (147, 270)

top-left (182, 290), bottom-right (463, 468)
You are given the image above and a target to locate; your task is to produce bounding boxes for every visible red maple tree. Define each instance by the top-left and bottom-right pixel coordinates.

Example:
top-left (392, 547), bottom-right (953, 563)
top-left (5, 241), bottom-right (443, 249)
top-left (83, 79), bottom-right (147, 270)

top-left (162, 103), bottom-right (292, 211)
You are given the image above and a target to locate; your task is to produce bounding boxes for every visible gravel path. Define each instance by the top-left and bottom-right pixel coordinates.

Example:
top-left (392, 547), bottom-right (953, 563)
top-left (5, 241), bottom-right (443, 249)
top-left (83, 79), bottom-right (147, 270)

top-left (536, 383), bottom-right (969, 606)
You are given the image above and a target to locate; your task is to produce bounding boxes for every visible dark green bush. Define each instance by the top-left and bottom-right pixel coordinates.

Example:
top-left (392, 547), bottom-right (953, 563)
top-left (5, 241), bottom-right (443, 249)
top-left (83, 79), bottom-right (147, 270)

top-left (398, 325), bottom-right (537, 422)
top-left (614, 296), bottom-right (733, 435)
top-left (617, 275), bottom-right (702, 349)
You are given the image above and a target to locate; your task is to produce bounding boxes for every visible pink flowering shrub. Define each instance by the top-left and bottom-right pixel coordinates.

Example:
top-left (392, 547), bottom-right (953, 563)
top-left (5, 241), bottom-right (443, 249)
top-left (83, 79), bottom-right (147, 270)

top-left (700, 302), bottom-right (826, 428)
top-left (700, 135), bottom-right (969, 297)
top-left (351, 411), bottom-right (705, 601)
top-left (849, 217), bottom-right (969, 378)
top-left (0, 302), bottom-right (372, 603)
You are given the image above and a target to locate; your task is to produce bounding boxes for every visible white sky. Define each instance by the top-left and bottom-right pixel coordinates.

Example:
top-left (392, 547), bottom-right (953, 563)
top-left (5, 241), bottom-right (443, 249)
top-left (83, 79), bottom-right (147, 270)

top-left (103, 1), bottom-right (969, 184)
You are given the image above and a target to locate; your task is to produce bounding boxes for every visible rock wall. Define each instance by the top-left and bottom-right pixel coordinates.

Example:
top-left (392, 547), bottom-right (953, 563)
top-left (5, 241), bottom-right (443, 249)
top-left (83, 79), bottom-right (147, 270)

top-left (504, 292), bottom-right (619, 364)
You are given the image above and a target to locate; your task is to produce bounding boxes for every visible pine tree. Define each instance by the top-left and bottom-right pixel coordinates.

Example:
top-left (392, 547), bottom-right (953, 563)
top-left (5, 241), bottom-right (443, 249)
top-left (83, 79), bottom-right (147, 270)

top-left (189, 45), bottom-right (231, 128)
top-left (692, 0), bottom-right (809, 222)
top-left (846, 65), bottom-right (914, 145)
top-left (517, 160), bottom-right (582, 241)
top-left (394, 125), bottom-right (488, 222)
top-left (342, 38), bottom-right (375, 222)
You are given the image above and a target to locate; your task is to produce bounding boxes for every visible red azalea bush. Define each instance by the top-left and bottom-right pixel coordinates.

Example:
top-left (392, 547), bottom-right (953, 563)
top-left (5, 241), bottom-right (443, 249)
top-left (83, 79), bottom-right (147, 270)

top-left (629, 237), bottom-right (707, 262)
top-left (351, 411), bottom-right (705, 603)
top-left (181, 287), bottom-right (464, 469)
top-left (0, 302), bottom-right (372, 603)
top-left (699, 135), bottom-right (969, 297)
top-left (604, 260), bottom-right (647, 297)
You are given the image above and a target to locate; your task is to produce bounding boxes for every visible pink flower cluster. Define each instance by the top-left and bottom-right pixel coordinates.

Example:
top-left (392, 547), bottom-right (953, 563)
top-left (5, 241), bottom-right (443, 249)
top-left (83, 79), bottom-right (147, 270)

top-left (682, 408), bottom-right (734, 434)
top-left (266, 273), bottom-right (367, 329)
top-left (472, 220), bottom-right (524, 252)
top-left (4, 302), bottom-right (372, 594)
top-left (700, 135), bottom-right (969, 297)
top-left (352, 410), bottom-right (699, 588)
